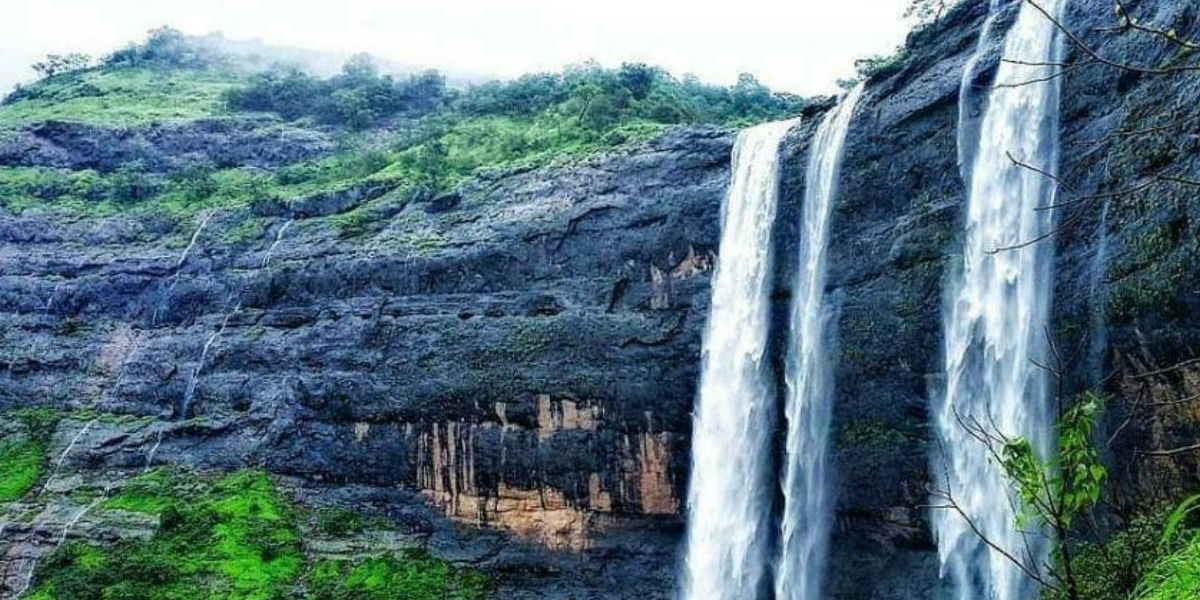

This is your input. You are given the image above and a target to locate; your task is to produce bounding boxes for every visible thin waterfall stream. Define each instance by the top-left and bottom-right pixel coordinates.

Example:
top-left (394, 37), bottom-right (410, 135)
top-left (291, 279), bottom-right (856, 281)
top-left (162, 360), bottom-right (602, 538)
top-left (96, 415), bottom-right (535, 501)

top-left (776, 84), bottom-right (863, 600)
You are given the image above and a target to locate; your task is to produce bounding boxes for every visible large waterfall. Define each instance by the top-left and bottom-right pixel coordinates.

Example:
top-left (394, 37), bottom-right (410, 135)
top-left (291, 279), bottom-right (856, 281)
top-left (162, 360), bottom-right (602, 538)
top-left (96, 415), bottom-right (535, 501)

top-left (680, 118), bottom-right (797, 600)
top-left (776, 84), bottom-right (863, 600)
top-left (933, 0), bottom-right (1066, 599)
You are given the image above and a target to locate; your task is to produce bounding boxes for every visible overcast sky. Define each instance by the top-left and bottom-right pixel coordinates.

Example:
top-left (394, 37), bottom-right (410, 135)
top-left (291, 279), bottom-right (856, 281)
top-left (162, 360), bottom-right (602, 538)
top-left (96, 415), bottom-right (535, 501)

top-left (0, 0), bottom-right (915, 97)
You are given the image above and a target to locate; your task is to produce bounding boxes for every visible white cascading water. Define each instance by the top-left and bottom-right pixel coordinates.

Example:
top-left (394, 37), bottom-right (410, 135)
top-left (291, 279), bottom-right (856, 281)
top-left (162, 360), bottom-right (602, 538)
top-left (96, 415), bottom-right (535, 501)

top-left (933, 0), bottom-right (1066, 599)
top-left (680, 117), bottom-right (799, 600)
top-left (957, 0), bottom-right (1002, 183)
top-left (776, 84), bottom-right (863, 600)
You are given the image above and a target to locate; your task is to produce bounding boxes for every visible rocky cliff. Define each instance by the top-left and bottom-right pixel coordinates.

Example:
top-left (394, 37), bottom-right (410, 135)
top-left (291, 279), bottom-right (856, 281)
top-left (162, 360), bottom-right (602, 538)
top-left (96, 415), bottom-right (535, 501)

top-left (0, 124), bottom-right (734, 598)
top-left (2, 0), bottom-right (1199, 598)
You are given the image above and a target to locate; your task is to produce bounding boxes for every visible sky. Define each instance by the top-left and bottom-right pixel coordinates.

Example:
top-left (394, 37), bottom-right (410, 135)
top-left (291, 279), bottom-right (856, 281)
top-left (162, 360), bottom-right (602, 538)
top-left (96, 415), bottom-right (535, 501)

top-left (0, 0), bottom-right (916, 97)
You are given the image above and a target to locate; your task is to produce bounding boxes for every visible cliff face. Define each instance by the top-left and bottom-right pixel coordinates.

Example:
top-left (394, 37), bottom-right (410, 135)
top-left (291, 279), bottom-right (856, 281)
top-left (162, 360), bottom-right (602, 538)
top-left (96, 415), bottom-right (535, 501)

top-left (0, 125), bottom-right (731, 598)
top-left (2, 0), bottom-right (1199, 598)
top-left (807, 0), bottom-right (1200, 597)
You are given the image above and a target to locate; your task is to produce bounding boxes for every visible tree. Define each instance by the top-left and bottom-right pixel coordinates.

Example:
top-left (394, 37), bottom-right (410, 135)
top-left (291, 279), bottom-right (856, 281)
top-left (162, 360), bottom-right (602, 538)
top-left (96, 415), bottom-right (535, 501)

top-left (339, 53), bottom-right (380, 84)
top-left (31, 53), bottom-right (94, 79)
top-left (905, 0), bottom-right (959, 28)
top-left (1000, 393), bottom-right (1107, 600)
top-left (930, 358), bottom-right (1107, 600)
top-left (106, 162), bottom-right (158, 204)
top-left (617, 62), bottom-right (660, 101)
top-left (104, 26), bottom-right (214, 69)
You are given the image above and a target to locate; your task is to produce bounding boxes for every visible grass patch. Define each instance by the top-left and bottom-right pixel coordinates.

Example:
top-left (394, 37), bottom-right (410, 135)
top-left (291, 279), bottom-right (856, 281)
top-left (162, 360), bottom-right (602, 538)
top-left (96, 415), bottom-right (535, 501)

top-left (306, 552), bottom-right (488, 600)
top-left (0, 439), bottom-right (45, 502)
top-left (33, 470), bottom-right (302, 600)
top-left (0, 66), bottom-right (237, 130)
top-left (32, 469), bottom-right (491, 600)
top-left (0, 407), bottom-right (61, 502)
top-left (1138, 533), bottom-right (1200, 600)
top-left (102, 468), bottom-right (177, 514)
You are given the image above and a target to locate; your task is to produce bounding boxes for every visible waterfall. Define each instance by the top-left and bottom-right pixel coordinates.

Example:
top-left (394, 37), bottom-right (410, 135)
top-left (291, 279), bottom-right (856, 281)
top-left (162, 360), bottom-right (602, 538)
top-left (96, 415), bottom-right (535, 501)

top-left (933, 0), bottom-right (1066, 599)
top-left (680, 117), bottom-right (798, 600)
top-left (957, 0), bottom-right (1002, 184)
top-left (776, 84), bottom-right (863, 600)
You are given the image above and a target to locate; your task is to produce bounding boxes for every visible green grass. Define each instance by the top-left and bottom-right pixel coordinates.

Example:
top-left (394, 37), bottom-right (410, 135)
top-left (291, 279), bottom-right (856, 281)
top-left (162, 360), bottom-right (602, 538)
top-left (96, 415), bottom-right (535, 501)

top-left (34, 470), bottom-right (302, 600)
top-left (0, 113), bottom-right (664, 225)
top-left (1138, 534), bottom-right (1200, 600)
top-left (32, 468), bottom-right (490, 600)
top-left (0, 439), bottom-right (45, 502)
top-left (0, 408), bottom-right (61, 503)
top-left (306, 553), bottom-right (488, 600)
top-left (0, 164), bottom-right (278, 220)
top-left (389, 114), bottom-right (668, 189)
top-left (0, 66), bottom-right (237, 130)
top-left (103, 468), bottom-right (178, 514)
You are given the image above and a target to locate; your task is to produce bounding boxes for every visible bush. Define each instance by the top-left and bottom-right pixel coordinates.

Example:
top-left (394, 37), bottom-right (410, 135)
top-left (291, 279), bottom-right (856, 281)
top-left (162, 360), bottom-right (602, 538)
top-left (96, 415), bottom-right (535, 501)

top-left (106, 162), bottom-right (158, 204)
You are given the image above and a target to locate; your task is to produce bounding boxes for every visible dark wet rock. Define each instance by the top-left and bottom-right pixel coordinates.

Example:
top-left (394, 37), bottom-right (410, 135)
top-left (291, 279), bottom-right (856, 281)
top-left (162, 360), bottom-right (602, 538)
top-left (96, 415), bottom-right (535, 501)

top-left (0, 116), bottom-right (333, 172)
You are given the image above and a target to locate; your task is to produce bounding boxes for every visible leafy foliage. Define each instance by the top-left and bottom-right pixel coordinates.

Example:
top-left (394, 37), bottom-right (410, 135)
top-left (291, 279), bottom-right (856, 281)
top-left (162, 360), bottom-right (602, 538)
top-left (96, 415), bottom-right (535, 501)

top-left (458, 61), bottom-right (802, 128)
top-left (227, 58), bottom-right (803, 133)
top-left (1047, 510), bottom-right (1178, 600)
top-left (104, 27), bottom-right (220, 71)
top-left (1001, 392), bottom-right (1107, 531)
top-left (0, 164), bottom-right (266, 218)
top-left (1137, 497), bottom-right (1200, 600)
top-left (904, 0), bottom-right (960, 27)
top-left (854, 48), bottom-right (909, 81)
top-left (31, 53), bottom-right (95, 79)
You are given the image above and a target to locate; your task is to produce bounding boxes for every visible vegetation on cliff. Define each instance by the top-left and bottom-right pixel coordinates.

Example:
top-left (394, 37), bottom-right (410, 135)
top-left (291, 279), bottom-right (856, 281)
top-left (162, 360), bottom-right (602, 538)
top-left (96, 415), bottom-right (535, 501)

top-left (0, 409), bottom-right (61, 503)
top-left (25, 468), bottom-right (487, 600)
top-left (0, 27), bottom-right (805, 223)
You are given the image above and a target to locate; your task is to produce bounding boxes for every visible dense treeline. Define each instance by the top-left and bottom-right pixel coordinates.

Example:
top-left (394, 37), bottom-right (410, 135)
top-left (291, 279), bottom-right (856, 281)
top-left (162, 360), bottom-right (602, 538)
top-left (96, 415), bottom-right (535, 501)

top-left (225, 55), bottom-right (448, 129)
top-left (225, 57), bottom-right (804, 130)
top-left (457, 62), bottom-right (803, 128)
top-left (4, 26), bottom-right (805, 132)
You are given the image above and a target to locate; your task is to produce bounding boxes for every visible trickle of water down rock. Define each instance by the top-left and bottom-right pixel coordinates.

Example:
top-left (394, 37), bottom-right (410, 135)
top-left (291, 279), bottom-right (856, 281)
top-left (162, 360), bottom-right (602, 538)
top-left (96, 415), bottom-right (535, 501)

top-left (933, 0), bottom-right (1067, 598)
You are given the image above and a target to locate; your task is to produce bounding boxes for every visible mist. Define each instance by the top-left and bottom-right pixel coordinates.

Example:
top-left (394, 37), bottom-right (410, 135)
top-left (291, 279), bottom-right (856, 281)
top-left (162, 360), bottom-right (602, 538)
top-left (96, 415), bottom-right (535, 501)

top-left (0, 0), bottom-right (914, 96)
